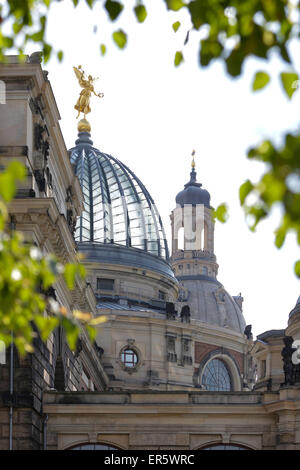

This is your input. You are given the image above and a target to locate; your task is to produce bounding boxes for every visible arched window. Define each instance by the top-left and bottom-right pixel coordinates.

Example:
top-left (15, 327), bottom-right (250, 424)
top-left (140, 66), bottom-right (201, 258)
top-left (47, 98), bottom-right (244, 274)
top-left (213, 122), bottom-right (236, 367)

top-left (201, 358), bottom-right (232, 391)
top-left (69, 443), bottom-right (119, 450)
top-left (201, 444), bottom-right (248, 450)
top-left (177, 227), bottom-right (184, 250)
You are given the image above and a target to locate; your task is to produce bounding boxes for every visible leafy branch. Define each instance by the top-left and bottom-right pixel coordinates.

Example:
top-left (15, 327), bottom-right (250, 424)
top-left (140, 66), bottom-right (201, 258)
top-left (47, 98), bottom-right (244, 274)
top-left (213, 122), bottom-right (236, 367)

top-left (0, 161), bottom-right (105, 354)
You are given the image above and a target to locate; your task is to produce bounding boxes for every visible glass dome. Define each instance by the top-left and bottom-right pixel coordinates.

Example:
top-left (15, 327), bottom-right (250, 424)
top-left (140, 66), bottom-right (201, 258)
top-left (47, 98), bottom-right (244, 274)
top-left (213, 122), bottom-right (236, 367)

top-left (69, 132), bottom-right (168, 259)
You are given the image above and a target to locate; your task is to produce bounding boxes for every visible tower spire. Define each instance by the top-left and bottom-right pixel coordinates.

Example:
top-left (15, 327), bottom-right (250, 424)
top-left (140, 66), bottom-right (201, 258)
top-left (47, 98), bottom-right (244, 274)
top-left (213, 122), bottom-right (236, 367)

top-left (189, 149), bottom-right (197, 184)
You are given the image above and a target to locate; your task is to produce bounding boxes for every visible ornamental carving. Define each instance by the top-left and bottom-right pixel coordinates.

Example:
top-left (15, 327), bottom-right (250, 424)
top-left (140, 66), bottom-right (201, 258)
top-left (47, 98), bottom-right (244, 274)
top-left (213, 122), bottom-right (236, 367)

top-left (33, 169), bottom-right (46, 192)
top-left (180, 305), bottom-right (191, 323)
top-left (166, 333), bottom-right (177, 363)
top-left (33, 120), bottom-right (50, 194)
top-left (167, 337), bottom-right (175, 352)
top-left (281, 336), bottom-right (300, 386)
top-left (178, 283), bottom-right (189, 302)
top-left (66, 185), bottom-right (73, 204)
top-left (67, 209), bottom-right (76, 236)
top-left (180, 336), bottom-right (192, 367)
top-left (34, 124), bottom-right (46, 152)
top-left (214, 287), bottom-right (228, 327)
top-left (214, 286), bottom-right (226, 303)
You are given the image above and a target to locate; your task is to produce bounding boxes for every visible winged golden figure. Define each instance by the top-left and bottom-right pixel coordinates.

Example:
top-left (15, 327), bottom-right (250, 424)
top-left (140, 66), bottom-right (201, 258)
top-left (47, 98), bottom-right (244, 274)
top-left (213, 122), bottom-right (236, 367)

top-left (73, 65), bottom-right (104, 119)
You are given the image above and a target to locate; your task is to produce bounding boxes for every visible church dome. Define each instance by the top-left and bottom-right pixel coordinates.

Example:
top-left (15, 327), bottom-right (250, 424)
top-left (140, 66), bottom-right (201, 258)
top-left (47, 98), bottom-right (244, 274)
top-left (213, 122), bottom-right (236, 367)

top-left (179, 277), bottom-right (246, 334)
top-left (69, 131), bottom-right (169, 259)
top-left (176, 166), bottom-right (211, 208)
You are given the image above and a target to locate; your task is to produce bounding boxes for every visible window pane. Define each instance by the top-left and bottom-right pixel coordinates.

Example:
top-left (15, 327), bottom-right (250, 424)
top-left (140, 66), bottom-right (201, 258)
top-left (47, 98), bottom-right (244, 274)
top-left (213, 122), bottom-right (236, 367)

top-left (201, 359), bottom-right (232, 391)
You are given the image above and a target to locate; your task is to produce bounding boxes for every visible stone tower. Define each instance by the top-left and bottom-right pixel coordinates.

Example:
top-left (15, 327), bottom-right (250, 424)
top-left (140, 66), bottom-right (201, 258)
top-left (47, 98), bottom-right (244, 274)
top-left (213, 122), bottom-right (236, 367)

top-left (170, 160), bottom-right (245, 334)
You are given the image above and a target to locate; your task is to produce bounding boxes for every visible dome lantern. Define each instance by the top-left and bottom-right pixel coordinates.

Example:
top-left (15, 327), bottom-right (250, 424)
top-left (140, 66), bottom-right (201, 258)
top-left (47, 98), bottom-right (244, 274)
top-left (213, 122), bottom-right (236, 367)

top-left (175, 157), bottom-right (211, 208)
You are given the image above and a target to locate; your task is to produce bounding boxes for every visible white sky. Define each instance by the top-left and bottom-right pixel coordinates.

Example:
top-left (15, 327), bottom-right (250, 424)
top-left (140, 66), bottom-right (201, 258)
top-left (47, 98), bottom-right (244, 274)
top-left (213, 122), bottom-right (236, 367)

top-left (20, 0), bottom-right (300, 337)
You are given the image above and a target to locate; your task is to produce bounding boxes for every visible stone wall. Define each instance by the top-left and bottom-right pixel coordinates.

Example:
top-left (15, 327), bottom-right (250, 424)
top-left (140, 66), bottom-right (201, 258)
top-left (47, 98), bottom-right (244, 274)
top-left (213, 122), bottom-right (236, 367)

top-left (43, 388), bottom-right (300, 450)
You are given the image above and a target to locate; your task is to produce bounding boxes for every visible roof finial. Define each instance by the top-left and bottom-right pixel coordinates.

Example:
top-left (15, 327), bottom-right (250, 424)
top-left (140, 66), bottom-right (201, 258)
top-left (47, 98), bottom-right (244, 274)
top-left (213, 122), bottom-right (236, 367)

top-left (73, 65), bottom-right (104, 133)
top-left (191, 149), bottom-right (196, 169)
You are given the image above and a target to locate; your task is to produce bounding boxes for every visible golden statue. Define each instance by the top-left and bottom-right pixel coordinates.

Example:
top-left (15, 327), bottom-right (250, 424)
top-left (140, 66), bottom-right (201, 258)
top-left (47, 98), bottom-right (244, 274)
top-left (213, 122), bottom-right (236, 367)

top-left (73, 65), bottom-right (104, 132)
top-left (191, 149), bottom-right (196, 169)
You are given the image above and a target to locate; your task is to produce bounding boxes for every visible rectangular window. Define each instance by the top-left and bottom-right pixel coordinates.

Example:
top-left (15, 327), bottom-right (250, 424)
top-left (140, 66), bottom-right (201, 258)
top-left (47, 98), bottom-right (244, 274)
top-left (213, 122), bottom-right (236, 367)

top-left (261, 360), bottom-right (266, 378)
top-left (158, 290), bottom-right (166, 300)
top-left (97, 278), bottom-right (115, 291)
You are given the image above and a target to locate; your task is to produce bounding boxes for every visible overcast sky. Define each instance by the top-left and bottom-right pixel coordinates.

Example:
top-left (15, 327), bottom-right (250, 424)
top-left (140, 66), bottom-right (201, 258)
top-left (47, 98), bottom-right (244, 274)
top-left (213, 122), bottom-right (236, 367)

top-left (19, 0), bottom-right (300, 337)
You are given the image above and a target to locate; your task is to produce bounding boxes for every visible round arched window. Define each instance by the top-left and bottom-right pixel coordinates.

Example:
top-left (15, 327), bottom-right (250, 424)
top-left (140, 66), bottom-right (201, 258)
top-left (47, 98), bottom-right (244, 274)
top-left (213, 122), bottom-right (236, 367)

top-left (121, 348), bottom-right (138, 368)
top-left (201, 358), bottom-right (232, 391)
top-left (201, 444), bottom-right (248, 450)
top-left (70, 443), bottom-right (119, 450)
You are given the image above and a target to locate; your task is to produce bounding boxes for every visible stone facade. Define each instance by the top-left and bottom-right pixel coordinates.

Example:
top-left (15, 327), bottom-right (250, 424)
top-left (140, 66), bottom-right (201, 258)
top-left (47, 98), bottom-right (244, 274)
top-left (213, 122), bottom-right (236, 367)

top-left (0, 56), bottom-right (108, 450)
top-left (0, 56), bottom-right (300, 451)
top-left (43, 387), bottom-right (300, 450)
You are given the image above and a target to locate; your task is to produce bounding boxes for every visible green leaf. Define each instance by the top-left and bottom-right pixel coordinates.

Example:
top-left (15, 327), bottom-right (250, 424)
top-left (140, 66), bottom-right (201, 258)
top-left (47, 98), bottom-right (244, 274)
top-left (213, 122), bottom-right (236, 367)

top-left (7, 161), bottom-right (26, 180)
top-left (30, 31), bottom-right (44, 42)
top-left (134, 5), bottom-right (147, 23)
top-left (246, 206), bottom-right (268, 231)
top-left (112, 29), bottom-right (127, 49)
top-left (172, 21), bottom-right (181, 32)
top-left (280, 72), bottom-right (299, 99)
top-left (200, 39), bottom-right (223, 67)
top-left (252, 71), bottom-right (270, 91)
top-left (174, 51), bottom-right (184, 67)
top-left (225, 47), bottom-right (244, 77)
top-left (85, 324), bottom-right (97, 343)
top-left (64, 264), bottom-right (77, 289)
top-left (77, 263), bottom-right (86, 280)
top-left (13, 22), bottom-right (23, 35)
top-left (0, 173), bottom-right (15, 202)
top-left (57, 50), bottom-right (63, 62)
top-left (105, 0), bottom-right (123, 21)
top-left (165, 0), bottom-right (185, 11)
top-left (239, 180), bottom-right (254, 205)
top-left (274, 223), bottom-right (288, 249)
top-left (213, 203), bottom-right (228, 223)
top-left (1, 37), bottom-right (13, 48)
top-left (34, 315), bottom-right (59, 341)
top-left (295, 260), bottom-right (300, 278)
top-left (279, 44), bottom-right (291, 64)
top-left (62, 318), bottom-right (80, 351)
top-left (100, 44), bottom-right (106, 56)
top-left (187, 0), bottom-right (206, 29)
top-left (42, 43), bottom-right (52, 63)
